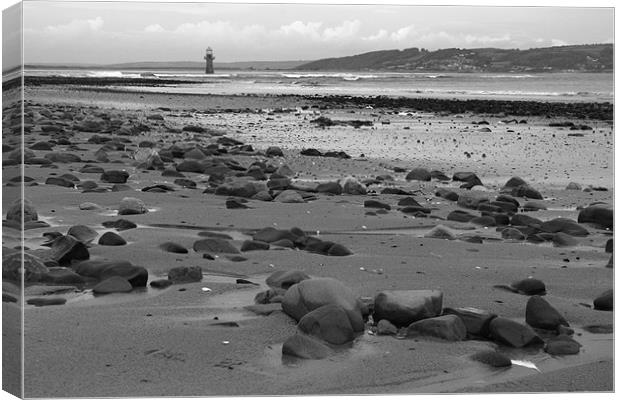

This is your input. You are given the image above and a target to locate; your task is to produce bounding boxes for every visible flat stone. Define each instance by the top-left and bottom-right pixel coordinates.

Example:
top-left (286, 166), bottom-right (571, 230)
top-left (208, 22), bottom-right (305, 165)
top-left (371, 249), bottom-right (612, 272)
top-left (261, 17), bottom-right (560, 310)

top-left (93, 276), bottom-right (133, 294)
top-left (168, 266), bottom-right (202, 283)
top-left (193, 238), bottom-right (239, 254)
top-left (26, 297), bottom-right (67, 307)
top-left (159, 242), bottom-right (188, 253)
top-left (544, 335), bottom-right (581, 355)
top-left (406, 314), bottom-right (467, 341)
top-left (150, 279), bottom-right (173, 289)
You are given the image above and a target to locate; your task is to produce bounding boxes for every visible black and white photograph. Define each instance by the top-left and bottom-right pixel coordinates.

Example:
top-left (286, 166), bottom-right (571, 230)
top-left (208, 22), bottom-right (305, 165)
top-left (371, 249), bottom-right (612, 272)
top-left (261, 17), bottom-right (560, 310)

top-left (1, 0), bottom-right (615, 397)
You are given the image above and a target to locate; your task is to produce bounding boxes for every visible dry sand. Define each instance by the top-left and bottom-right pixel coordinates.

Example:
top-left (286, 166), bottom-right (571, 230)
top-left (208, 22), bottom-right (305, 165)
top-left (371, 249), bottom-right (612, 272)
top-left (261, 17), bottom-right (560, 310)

top-left (2, 85), bottom-right (614, 397)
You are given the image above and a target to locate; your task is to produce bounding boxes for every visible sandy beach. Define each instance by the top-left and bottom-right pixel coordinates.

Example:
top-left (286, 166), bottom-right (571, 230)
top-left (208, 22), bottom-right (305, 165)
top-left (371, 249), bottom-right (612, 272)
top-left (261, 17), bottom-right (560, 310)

top-left (2, 82), bottom-right (613, 397)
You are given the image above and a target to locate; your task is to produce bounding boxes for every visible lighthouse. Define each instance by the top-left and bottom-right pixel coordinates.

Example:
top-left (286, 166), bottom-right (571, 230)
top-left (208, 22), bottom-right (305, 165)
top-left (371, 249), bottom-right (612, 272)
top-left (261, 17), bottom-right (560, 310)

top-left (204, 47), bottom-right (215, 74)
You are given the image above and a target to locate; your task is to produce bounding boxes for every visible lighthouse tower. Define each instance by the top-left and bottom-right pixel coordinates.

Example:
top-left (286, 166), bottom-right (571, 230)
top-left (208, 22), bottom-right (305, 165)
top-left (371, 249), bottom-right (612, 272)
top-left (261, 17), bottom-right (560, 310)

top-left (204, 47), bottom-right (215, 74)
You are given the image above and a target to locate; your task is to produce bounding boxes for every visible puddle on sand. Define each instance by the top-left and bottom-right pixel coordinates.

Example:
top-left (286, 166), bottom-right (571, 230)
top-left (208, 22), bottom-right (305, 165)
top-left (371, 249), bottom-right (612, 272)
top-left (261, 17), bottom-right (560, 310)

top-left (145, 223), bottom-right (252, 241)
top-left (25, 272), bottom-right (267, 310)
top-left (243, 332), bottom-right (381, 379)
top-left (397, 327), bottom-right (612, 393)
top-left (249, 326), bottom-right (612, 393)
top-left (162, 274), bottom-right (270, 323)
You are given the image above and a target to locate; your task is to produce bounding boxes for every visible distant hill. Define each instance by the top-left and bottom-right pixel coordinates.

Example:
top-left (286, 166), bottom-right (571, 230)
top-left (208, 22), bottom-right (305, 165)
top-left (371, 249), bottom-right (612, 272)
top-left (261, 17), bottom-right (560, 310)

top-left (296, 44), bottom-right (613, 72)
top-left (24, 60), bottom-right (310, 71)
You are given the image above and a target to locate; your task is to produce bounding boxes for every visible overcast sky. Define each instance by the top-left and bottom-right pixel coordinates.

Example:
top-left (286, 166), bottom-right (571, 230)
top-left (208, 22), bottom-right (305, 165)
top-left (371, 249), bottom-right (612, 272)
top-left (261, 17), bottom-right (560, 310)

top-left (15, 1), bottom-right (616, 64)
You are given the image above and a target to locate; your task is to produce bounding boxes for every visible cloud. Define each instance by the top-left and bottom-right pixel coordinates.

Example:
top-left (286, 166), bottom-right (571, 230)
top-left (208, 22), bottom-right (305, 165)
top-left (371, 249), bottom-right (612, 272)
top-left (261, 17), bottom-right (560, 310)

top-left (277, 21), bottom-right (323, 40)
top-left (363, 29), bottom-right (388, 41)
top-left (45, 16), bottom-right (103, 35)
top-left (322, 20), bottom-right (361, 41)
top-left (390, 25), bottom-right (416, 42)
top-left (144, 24), bottom-right (164, 33)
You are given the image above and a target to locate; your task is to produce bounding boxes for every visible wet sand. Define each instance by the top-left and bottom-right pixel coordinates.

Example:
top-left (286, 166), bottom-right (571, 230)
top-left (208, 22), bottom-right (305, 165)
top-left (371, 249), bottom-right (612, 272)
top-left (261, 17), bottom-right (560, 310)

top-left (2, 84), bottom-right (614, 396)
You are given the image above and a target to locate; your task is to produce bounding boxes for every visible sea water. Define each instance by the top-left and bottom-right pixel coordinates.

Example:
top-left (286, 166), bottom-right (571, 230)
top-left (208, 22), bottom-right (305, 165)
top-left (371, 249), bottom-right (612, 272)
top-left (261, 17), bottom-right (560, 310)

top-left (23, 68), bottom-right (613, 103)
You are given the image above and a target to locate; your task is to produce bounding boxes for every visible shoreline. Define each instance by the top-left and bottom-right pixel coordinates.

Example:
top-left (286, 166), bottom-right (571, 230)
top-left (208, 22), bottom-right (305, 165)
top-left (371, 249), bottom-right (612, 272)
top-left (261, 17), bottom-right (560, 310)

top-left (10, 75), bottom-right (615, 120)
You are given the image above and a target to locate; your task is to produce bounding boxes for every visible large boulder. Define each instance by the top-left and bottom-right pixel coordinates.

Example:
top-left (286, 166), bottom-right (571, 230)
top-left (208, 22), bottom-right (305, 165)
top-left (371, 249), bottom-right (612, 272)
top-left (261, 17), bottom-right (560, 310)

top-left (6, 198), bottom-right (38, 222)
top-left (488, 317), bottom-right (542, 348)
top-left (49, 235), bottom-right (90, 265)
top-left (406, 314), bottom-right (467, 341)
top-left (578, 205), bottom-right (613, 230)
top-left (118, 197), bottom-right (148, 215)
top-left (297, 304), bottom-right (356, 345)
top-left (525, 295), bottom-right (569, 330)
top-left (282, 333), bottom-right (334, 360)
top-left (282, 278), bottom-right (365, 331)
top-left (67, 225), bottom-right (98, 244)
top-left (2, 252), bottom-right (48, 283)
top-left (373, 290), bottom-right (443, 327)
